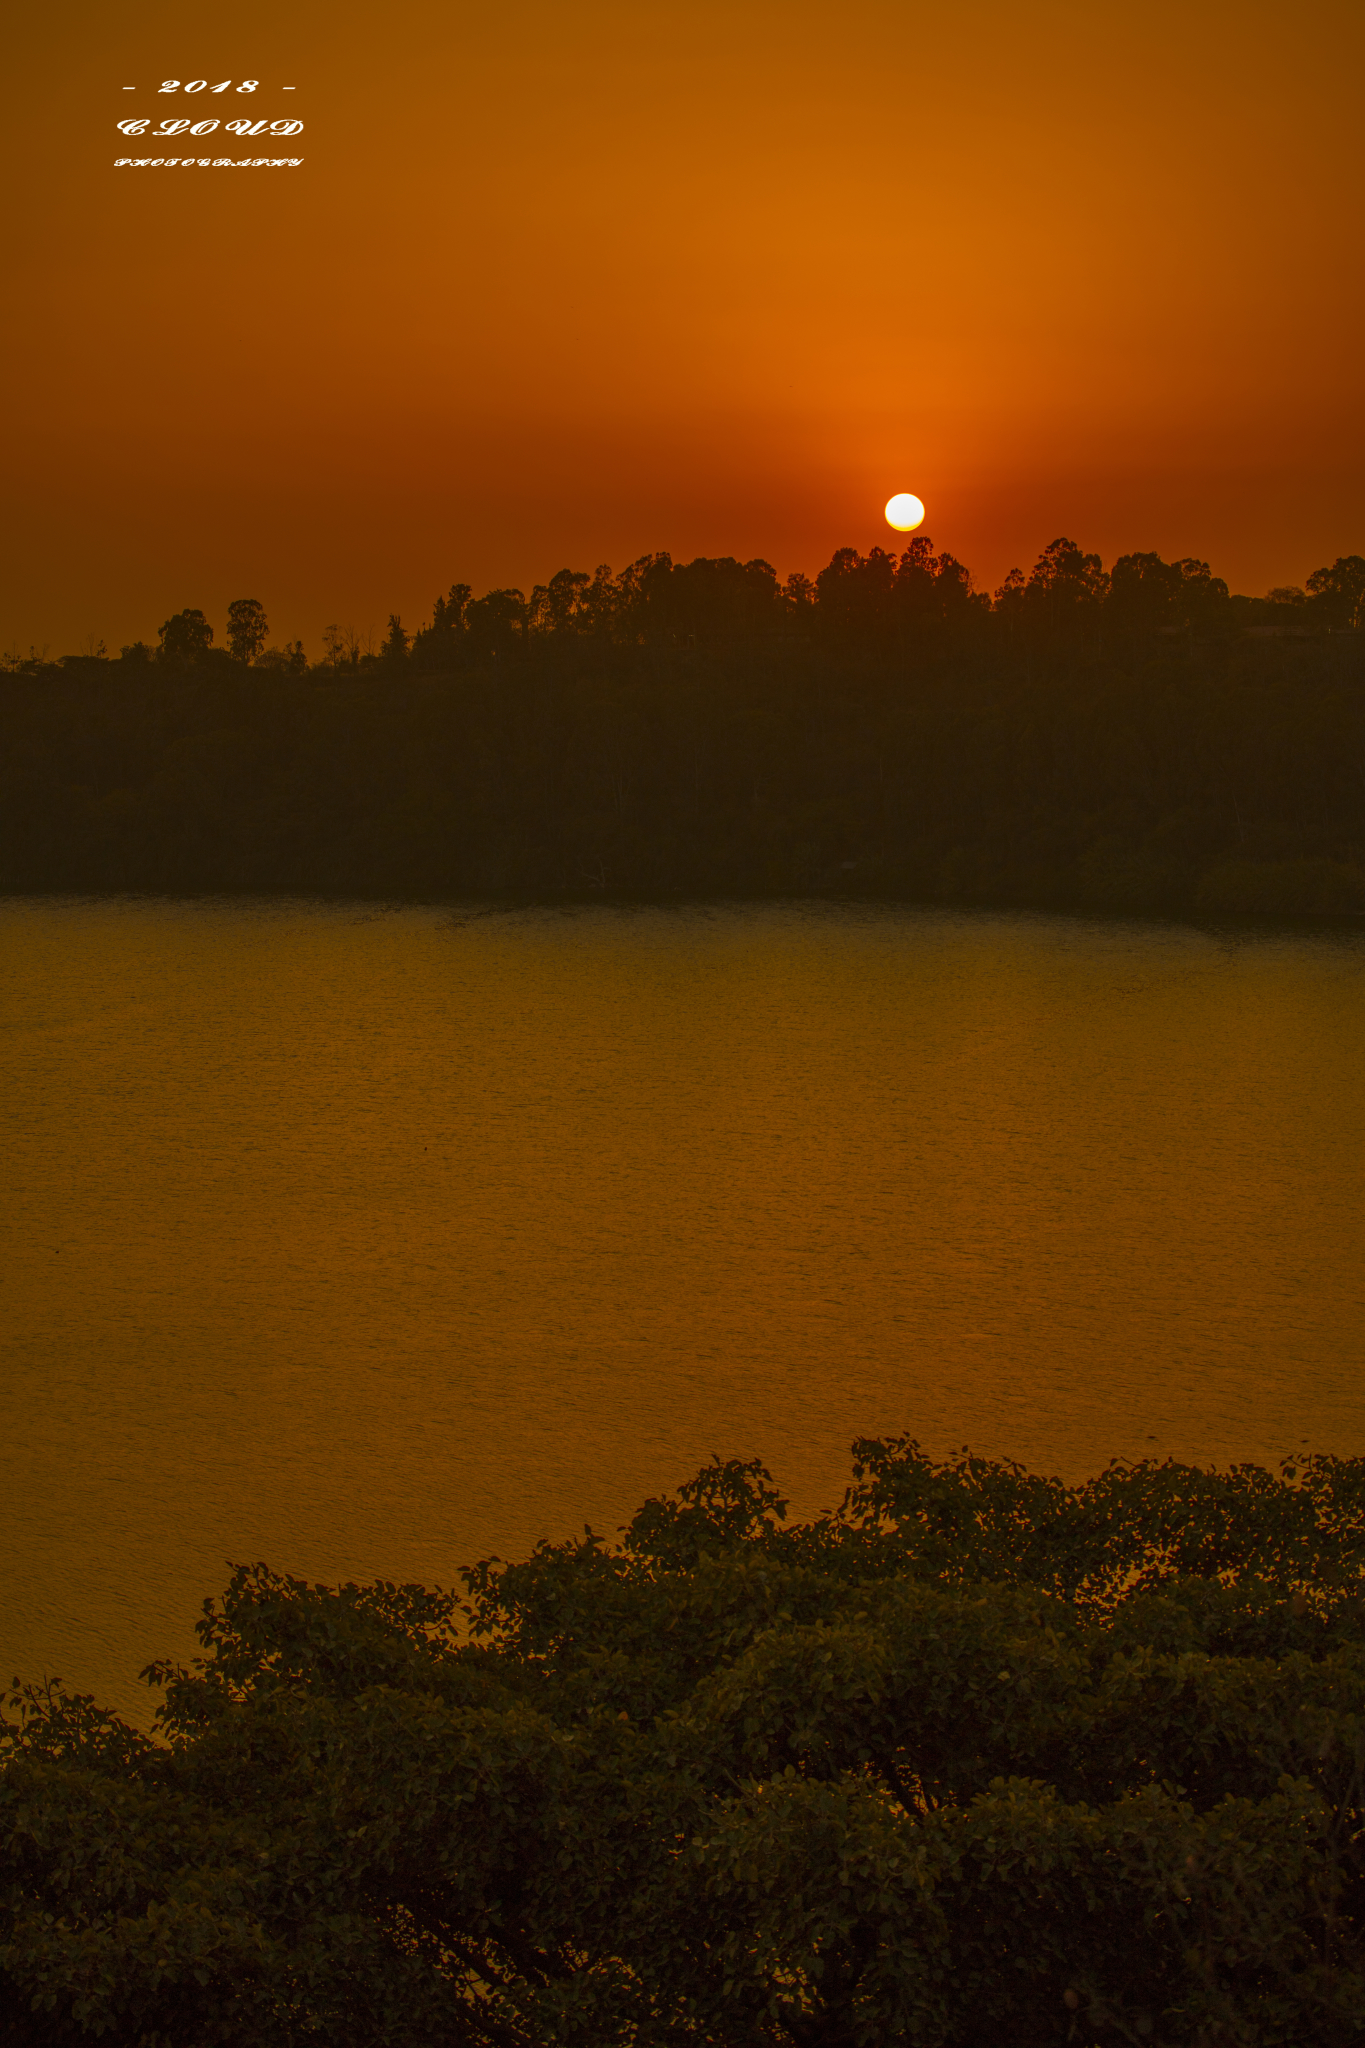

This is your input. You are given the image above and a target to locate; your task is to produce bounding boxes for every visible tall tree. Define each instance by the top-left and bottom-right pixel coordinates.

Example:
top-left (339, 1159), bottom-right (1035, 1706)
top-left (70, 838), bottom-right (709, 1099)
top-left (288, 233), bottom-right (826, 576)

top-left (225, 598), bottom-right (269, 663)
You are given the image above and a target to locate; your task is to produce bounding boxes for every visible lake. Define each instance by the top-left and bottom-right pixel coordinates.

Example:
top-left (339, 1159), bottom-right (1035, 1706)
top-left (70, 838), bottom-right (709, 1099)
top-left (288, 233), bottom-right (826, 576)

top-left (3, 896), bottom-right (1363, 1721)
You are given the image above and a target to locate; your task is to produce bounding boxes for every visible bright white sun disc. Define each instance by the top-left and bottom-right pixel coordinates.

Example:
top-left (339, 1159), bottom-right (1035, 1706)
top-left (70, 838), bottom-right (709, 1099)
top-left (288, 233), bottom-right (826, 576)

top-left (885, 493), bottom-right (925, 531)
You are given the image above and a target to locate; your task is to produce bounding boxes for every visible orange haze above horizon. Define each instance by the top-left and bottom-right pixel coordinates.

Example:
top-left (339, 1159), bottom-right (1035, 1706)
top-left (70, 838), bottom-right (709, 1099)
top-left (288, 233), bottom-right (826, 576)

top-left (4, 0), bottom-right (1362, 656)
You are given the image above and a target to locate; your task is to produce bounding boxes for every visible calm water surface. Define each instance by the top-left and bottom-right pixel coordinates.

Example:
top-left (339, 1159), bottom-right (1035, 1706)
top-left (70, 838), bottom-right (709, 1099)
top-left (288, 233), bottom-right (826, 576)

top-left (3, 897), bottom-right (1364, 1720)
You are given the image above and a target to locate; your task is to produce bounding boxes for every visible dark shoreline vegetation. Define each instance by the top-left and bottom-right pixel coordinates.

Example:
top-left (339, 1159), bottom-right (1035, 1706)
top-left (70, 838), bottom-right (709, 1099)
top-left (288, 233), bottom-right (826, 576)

top-left (5, 1443), bottom-right (1365, 2045)
top-left (5, 541), bottom-right (1364, 920)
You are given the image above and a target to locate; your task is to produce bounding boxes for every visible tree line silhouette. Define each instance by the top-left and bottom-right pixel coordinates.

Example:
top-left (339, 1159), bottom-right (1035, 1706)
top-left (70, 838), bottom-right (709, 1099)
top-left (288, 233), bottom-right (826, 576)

top-left (3, 538), bottom-right (1363, 916)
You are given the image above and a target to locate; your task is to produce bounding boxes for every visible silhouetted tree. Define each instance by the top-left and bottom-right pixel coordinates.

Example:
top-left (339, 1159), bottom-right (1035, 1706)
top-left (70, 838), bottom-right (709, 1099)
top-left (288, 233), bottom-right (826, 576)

top-left (815, 544), bottom-right (898, 641)
top-left (890, 534), bottom-right (940, 619)
top-left (529, 567), bottom-right (592, 637)
top-left (255, 640), bottom-right (309, 674)
top-left (990, 565), bottom-right (1028, 657)
top-left (658, 555), bottom-right (779, 651)
top-left (1170, 557), bottom-right (1230, 631)
top-left (225, 598), bottom-right (269, 663)
top-left (464, 588), bottom-right (526, 661)
top-left (1107, 554), bottom-right (1229, 640)
top-left (1109, 551), bottom-right (1184, 635)
top-left (1024, 537), bottom-right (1109, 647)
top-left (381, 614), bottom-right (409, 666)
top-left (157, 609), bottom-right (213, 662)
top-left (434, 583), bottom-right (473, 633)
top-left (411, 585), bottom-right (474, 671)
top-left (1307, 555), bottom-right (1365, 630)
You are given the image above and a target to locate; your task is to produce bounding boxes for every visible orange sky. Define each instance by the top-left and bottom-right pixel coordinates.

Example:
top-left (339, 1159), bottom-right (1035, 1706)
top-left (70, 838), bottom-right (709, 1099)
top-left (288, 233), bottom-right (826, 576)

top-left (5, 0), bottom-right (1362, 655)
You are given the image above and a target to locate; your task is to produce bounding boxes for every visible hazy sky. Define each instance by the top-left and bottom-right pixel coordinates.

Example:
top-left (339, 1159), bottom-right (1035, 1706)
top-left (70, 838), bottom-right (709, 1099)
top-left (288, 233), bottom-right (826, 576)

top-left (5, 0), bottom-right (1362, 654)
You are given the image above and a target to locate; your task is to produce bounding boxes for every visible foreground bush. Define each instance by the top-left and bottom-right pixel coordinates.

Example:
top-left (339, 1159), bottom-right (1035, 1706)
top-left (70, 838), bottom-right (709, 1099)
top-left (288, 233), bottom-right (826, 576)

top-left (4, 1441), bottom-right (1365, 2044)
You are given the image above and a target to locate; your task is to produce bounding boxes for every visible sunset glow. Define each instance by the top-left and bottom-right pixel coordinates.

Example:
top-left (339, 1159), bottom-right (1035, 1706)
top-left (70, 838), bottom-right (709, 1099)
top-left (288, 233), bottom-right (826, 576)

top-left (3, 0), bottom-right (1362, 650)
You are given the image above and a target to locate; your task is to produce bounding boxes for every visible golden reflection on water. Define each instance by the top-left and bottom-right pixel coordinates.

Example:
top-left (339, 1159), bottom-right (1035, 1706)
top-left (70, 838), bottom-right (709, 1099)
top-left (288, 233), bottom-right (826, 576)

top-left (3, 898), bottom-right (1364, 1719)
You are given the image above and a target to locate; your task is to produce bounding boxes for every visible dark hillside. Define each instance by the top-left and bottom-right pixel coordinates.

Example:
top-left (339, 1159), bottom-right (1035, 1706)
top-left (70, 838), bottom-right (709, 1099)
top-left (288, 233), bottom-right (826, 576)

top-left (5, 542), bottom-right (1362, 916)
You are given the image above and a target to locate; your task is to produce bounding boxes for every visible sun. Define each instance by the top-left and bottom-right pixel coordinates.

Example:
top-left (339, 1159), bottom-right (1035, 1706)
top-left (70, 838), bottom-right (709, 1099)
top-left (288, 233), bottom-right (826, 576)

top-left (884, 492), bottom-right (925, 532)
